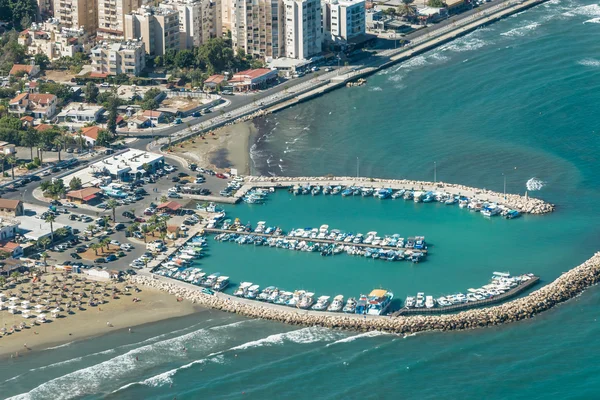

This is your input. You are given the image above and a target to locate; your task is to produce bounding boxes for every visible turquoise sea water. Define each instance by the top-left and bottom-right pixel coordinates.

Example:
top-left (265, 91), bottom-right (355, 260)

top-left (4, 0), bottom-right (600, 397)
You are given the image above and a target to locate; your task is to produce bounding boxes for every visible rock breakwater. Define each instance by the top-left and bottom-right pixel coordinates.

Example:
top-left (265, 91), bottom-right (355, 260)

top-left (130, 252), bottom-right (600, 334)
top-left (244, 176), bottom-right (555, 215)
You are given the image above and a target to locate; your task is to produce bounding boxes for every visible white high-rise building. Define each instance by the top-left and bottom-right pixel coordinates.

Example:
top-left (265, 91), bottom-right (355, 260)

top-left (322, 0), bottom-right (365, 44)
top-left (124, 6), bottom-right (180, 56)
top-left (283, 0), bottom-right (321, 59)
top-left (231, 0), bottom-right (285, 59)
top-left (160, 0), bottom-right (222, 49)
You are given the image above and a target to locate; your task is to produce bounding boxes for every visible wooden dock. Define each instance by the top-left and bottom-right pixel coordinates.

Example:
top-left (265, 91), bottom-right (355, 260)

top-left (203, 228), bottom-right (428, 254)
top-left (394, 276), bottom-right (540, 316)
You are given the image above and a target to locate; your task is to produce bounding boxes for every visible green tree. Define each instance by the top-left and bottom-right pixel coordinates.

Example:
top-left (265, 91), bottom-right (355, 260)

top-left (44, 213), bottom-right (55, 242)
top-left (20, 129), bottom-right (38, 161)
top-left (96, 129), bottom-right (113, 147)
top-left (160, 195), bottom-right (168, 203)
top-left (41, 252), bottom-right (49, 272)
top-left (140, 224), bottom-right (149, 242)
top-left (106, 199), bottom-right (118, 223)
top-left (89, 242), bottom-right (99, 255)
top-left (84, 82), bottom-right (100, 103)
top-left (196, 38), bottom-right (235, 75)
top-left (34, 53), bottom-right (50, 70)
top-left (6, 155), bottom-right (15, 180)
top-left (0, 275), bottom-right (6, 288)
top-left (53, 136), bottom-right (63, 161)
top-left (397, 0), bottom-right (417, 21)
top-left (427, 0), bottom-right (446, 6)
top-left (69, 176), bottom-right (82, 190)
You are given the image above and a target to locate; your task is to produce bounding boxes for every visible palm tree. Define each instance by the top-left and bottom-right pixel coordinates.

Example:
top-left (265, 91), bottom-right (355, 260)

top-left (90, 243), bottom-right (99, 256)
top-left (45, 214), bottom-right (56, 242)
top-left (102, 215), bottom-right (111, 227)
top-left (53, 137), bottom-right (63, 161)
top-left (397, 0), bottom-right (417, 21)
top-left (126, 224), bottom-right (137, 238)
top-left (160, 195), bottom-right (168, 203)
top-left (41, 252), bottom-right (49, 273)
top-left (20, 129), bottom-right (38, 161)
top-left (106, 199), bottom-right (118, 223)
top-left (101, 237), bottom-right (111, 251)
top-left (10, 271), bottom-right (20, 284)
top-left (140, 224), bottom-right (150, 243)
top-left (6, 156), bottom-right (16, 180)
top-left (39, 237), bottom-right (51, 250)
top-left (0, 276), bottom-right (6, 288)
top-left (0, 154), bottom-right (5, 177)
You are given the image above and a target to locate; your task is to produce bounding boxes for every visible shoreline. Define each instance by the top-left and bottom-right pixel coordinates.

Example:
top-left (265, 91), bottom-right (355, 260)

top-left (131, 250), bottom-right (600, 334)
top-left (0, 285), bottom-right (201, 359)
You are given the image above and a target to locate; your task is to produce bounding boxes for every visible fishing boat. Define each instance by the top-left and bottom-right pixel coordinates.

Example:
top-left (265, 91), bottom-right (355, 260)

top-left (327, 295), bottom-right (344, 312)
top-left (366, 289), bottom-right (394, 315)
top-left (505, 210), bottom-right (521, 219)
top-left (403, 190), bottom-right (414, 200)
top-left (355, 294), bottom-right (369, 315)
top-left (391, 189), bottom-right (406, 199)
top-left (234, 282), bottom-right (252, 297)
top-left (343, 297), bottom-right (357, 313)
top-left (258, 286), bottom-right (276, 301)
top-left (268, 288), bottom-right (281, 302)
top-left (445, 196), bottom-right (457, 205)
top-left (254, 221), bottom-right (266, 233)
top-left (311, 185), bottom-right (321, 195)
top-left (245, 285), bottom-right (260, 299)
top-left (341, 187), bottom-right (354, 197)
top-left (286, 290), bottom-right (305, 307)
top-left (212, 276), bottom-right (230, 292)
top-left (311, 295), bottom-right (330, 311)
top-left (468, 200), bottom-right (483, 212)
top-left (376, 188), bottom-right (392, 199)
top-left (413, 191), bottom-right (425, 202)
top-left (332, 186), bottom-right (342, 195)
top-left (422, 191), bottom-right (435, 203)
top-left (361, 187), bottom-right (374, 197)
top-left (203, 272), bottom-right (221, 287)
top-left (481, 203), bottom-right (501, 217)
top-left (323, 186), bottom-right (332, 195)
top-left (272, 291), bottom-right (290, 305)
top-left (405, 296), bottom-right (416, 308)
top-left (298, 292), bottom-right (315, 309)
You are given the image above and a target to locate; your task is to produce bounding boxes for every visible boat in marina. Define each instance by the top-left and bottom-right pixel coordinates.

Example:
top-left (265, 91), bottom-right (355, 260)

top-left (254, 221), bottom-right (266, 233)
top-left (212, 276), bottom-right (230, 292)
top-left (445, 196), bottom-right (457, 205)
top-left (405, 296), bottom-right (416, 308)
top-left (268, 288), bottom-right (281, 302)
top-left (332, 186), bottom-right (342, 195)
top-left (311, 296), bottom-right (331, 311)
top-left (311, 186), bottom-right (321, 195)
top-left (361, 187), bottom-right (374, 197)
top-left (425, 295), bottom-right (435, 308)
top-left (481, 203), bottom-right (501, 217)
top-left (366, 289), bottom-right (394, 315)
top-left (341, 187), bottom-right (354, 197)
top-left (323, 186), bottom-right (332, 195)
top-left (468, 200), bottom-right (483, 212)
top-left (298, 292), bottom-right (315, 309)
top-left (343, 297), bottom-right (357, 313)
top-left (413, 191), bottom-right (425, 202)
top-left (245, 285), bottom-right (260, 299)
top-left (203, 273), bottom-right (221, 287)
top-left (403, 190), bottom-right (414, 200)
top-left (234, 282), bottom-right (252, 297)
top-left (505, 210), bottom-right (521, 219)
top-left (258, 286), bottom-right (276, 301)
top-left (355, 294), bottom-right (369, 314)
top-left (391, 189), bottom-right (406, 199)
top-left (376, 188), bottom-right (392, 199)
top-left (422, 191), bottom-right (435, 203)
top-left (286, 290), bottom-right (304, 307)
top-left (327, 295), bottom-right (344, 312)
top-left (415, 292), bottom-right (425, 308)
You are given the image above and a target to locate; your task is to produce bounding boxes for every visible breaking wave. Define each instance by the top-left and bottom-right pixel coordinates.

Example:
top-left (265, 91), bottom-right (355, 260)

top-left (526, 177), bottom-right (545, 191)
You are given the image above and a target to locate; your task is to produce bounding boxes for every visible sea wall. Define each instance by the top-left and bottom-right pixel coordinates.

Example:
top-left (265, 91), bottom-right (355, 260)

top-left (243, 176), bottom-right (555, 215)
top-left (129, 252), bottom-right (600, 334)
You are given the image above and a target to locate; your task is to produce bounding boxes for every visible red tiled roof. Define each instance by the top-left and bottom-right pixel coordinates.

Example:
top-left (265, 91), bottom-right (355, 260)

top-left (0, 199), bottom-right (21, 209)
top-left (10, 93), bottom-right (28, 104)
top-left (81, 126), bottom-right (101, 140)
top-left (20, 116), bottom-right (34, 122)
top-left (2, 242), bottom-right (20, 250)
top-left (35, 124), bottom-right (53, 132)
top-left (28, 93), bottom-right (56, 104)
top-left (67, 187), bottom-right (101, 200)
top-left (233, 69), bottom-right (274, 79)
top-left (9, 64), bottom-right (36, 75)
top-left (157, 201), bottom-right (182, 211)
top-left (142, 110), bottom-right (163, 118)
top-left (204, 75), bottom-right (225, 84)
top-left (116, 115), bottom-right (124, 124)
top-left (89, 72), bottom-right (109, 78)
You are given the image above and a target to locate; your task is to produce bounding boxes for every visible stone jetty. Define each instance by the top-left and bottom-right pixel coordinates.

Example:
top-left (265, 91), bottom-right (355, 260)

top-left (237, 176), bottom-right (555, 215)
top-left (130, 252), bottom-right (600, 334)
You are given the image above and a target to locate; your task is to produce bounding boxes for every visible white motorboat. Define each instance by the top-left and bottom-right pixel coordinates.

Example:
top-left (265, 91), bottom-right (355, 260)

top-left (327, 295), bottom-right (344, 312)
top-left (311, 295), bottom-right (330, 311)
top-left (234, 282), bottom-right (253, 297)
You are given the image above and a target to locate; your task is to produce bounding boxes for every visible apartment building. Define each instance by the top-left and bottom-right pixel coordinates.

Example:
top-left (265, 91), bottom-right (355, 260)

top-left (159, 0), bottom-right (222, 49)
top-left (37, 0), bottom-right (53, 21)
top-left (91, 40), bottom-right (146, 76)
top-left (283, 0), bottom-right (322, 59)
top-left (322, 0), bottom-right (365, 44)
top-left (18, 21), bottom-right (84, 60)
top-left (8, 93), bottom-right (58, 119)
top-left (231, 0), bottom-right (285, 59)
top-left (53, 0), bottom-right (98, 34)
top-left (97, 0), bottom-right (142, 40)
top-left (124, 6), bottom-right (180, 56)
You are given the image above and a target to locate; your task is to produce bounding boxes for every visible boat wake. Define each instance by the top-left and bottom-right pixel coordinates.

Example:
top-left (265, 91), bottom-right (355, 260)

top-left (325, 331), bottom-right (389, 347)
top-left (526, 177), bottom-right (545, 191)
top-left (500, 22), bottom-right (541, 37)
top-left (583, 17), bottom-right (600, 23)
top-left (578, 58), bottom-right (600, 67)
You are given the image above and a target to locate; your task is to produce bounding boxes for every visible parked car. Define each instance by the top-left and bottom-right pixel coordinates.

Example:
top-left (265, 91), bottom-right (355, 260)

top-left (171, 176), bottom-right (180, 182)
top-left (202, 288), bottom-right (215, 295)
top-left (70, 253), bottom-right (82, 259)
top-left (216, 173), bottom-right (227, 179)
top-left (106, 254), bottom-right (117, 262)
top-left (94, 257), bottom-right (106, 263)
top-left (115, 223), bottom-right (126, 231)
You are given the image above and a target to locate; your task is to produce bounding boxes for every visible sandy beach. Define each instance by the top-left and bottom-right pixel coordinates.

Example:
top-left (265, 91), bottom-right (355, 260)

top-left (170, 121), bottom-right (256, 175)
top-left (0, 275), bottom-right (201, 358)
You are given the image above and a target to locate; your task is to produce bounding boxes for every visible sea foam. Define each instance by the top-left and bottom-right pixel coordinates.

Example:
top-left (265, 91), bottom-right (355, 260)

top-left (526, 177), bottom-right (545, 191)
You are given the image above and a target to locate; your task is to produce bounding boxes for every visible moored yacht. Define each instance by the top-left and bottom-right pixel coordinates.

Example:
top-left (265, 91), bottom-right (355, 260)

top-left (415, 292), bottom-right (425, 308)
top-left (298, 292), bottom-right (315, 309)
top-left (234, 282), bottom-right (252, 297)
top-left (212, 276), bottom-right (230, 292)
top-left (311, 296), bottom-right (331, 311)
top-left (405, 296), bottom-right (416, 308)
top-left (327, 295), bottom-right (345, 312)
top-left (343, 297), bottom-right (357, 313)
top-left (355, 294), bottom-right (369, 315)
top-left (366, 289), bottom-right (394, 315)
top-left (245, 285), bottom-right (260, 299)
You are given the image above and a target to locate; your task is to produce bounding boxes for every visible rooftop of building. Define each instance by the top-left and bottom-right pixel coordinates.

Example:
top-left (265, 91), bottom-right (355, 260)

top-left (92, 40), bottom-right (145, 52)
top-left (57, 102), bottom-right (105, 117)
